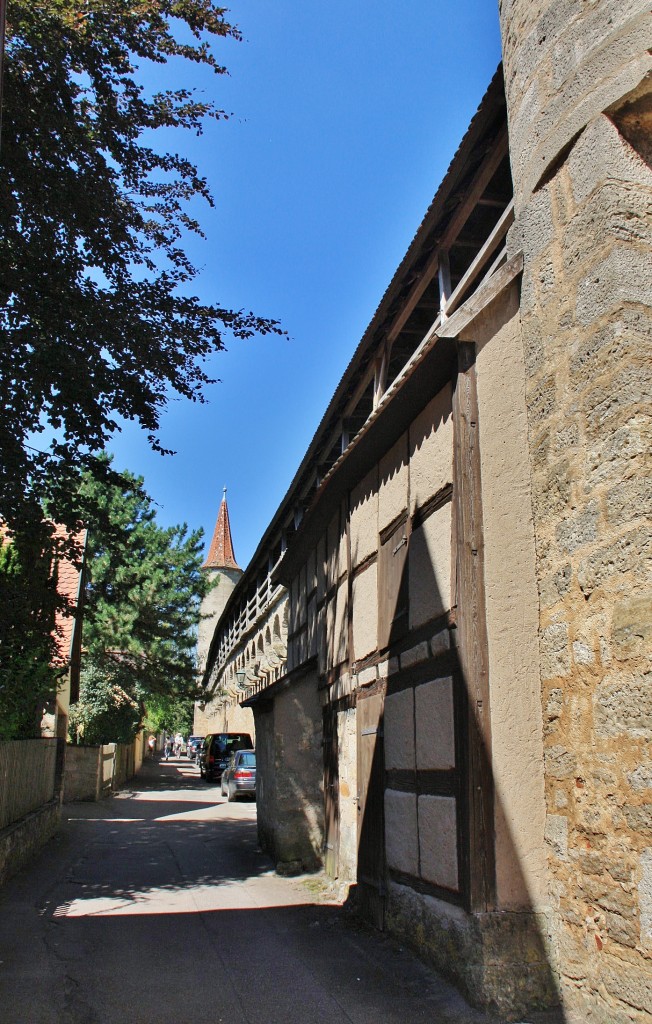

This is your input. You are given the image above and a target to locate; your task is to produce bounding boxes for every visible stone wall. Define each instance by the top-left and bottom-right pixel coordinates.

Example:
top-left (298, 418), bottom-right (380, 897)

top-left (63, 742), bottom-right (140, 802)
top-left (194, 699), bottom-right (255, 742)
top-left (499, 2), bottom-right (652, 1020)
top-left (256, 670), bottom-right (324, 874)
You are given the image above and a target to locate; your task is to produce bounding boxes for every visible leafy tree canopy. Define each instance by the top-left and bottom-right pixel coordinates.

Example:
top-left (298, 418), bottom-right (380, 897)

top-left (68, 459), bottom-right (208, 743)
top-left (0, 0), bottom-right (281, 536)
top-left (0, 530), bottom-right (59, 739)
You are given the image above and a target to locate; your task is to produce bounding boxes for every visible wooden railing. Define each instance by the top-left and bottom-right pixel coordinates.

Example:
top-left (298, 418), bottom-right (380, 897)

top-left (0, 739), bottom-right (59, 831)
top-left (211, 571), bottom-right (286, 678)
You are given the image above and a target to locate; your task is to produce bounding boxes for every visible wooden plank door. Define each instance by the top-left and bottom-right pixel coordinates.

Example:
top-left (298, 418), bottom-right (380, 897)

top-left (323, 705), bottom-right (339, 879)
top-left (356, 689), bottom-right (386, 929)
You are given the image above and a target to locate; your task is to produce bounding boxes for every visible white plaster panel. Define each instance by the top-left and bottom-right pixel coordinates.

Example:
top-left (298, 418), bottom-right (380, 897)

top-left (418, 795), bottom-right (459, 891)
top-left (327, 581), bottom-right (348, 669)
top-left (337, 707), bottom-right (358, 881)
top-left (298, 565), bottom-right (307, 627)
top-left (385, 789), bottom-right (418, 876)
top-left (316, 534), bottom-right (327, 602)
top-left (307, 596), bottom-right (317, 659)
top-left (384, 688), bottom-right (415, 771)
top-left (327, 511), bottom-right (340, 589)
top-left (290, 576), bottom-right (299, 634)
top-left (350, 468), bottom-right (378, 568)
top-left (415, 678), bottom-right (456, 770)
top-left (469, 285), bottom-right (547, 911)
top-left (409, 384), bottom-right (454, 513)
top-left (317, 604), bottom-right (327, 676)
top-left (409, 503), bottom-right (452, 630)
top-left (378, 434), bottom-right (408, 532)
top-left (352, 561), bottom-right (378, 661)
top-left (307, 546), bottom-right (317, 595)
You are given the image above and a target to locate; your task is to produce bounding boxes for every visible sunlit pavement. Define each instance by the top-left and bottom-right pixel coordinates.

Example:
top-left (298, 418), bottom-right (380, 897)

top-left (0, 756), bottom-right (560, 1024)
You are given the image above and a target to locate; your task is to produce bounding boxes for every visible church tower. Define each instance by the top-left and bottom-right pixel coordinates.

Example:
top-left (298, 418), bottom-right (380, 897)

top-left (196, 489), bottom-right (243, 684)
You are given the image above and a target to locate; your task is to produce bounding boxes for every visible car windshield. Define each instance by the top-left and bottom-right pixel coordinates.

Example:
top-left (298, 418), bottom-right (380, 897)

top-left (237, 752), bottom-right (256, 767)
top-left (214, 736), bottom-right (249, 755)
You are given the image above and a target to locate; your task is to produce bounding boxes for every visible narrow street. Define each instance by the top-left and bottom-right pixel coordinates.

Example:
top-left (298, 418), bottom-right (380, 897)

top-left (1, 758), bottom-right (550, 1024)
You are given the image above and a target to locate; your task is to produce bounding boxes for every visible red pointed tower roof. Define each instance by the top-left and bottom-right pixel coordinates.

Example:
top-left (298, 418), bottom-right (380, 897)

top-left (203, 488), bottom-right (240, 570)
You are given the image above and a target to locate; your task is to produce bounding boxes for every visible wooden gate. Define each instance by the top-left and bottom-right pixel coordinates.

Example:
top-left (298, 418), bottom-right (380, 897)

top-left (323, 705), bottom-right (339, 878)
top-left (356, 689), bottom-right (386, 929)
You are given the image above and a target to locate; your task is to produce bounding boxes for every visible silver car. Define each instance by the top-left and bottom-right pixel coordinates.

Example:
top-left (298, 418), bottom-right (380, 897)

top-left (220, 749), bottom-right (256, 801)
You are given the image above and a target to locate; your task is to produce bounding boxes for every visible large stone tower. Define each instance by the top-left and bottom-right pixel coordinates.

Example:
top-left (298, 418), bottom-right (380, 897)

top-left (196, 489), bottom-right (242, 687)
top-left (498, 4), bottom-right (651, 1022)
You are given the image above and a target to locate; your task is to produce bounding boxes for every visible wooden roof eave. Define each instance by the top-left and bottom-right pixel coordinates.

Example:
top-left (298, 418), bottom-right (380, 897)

top-left (273, 331), bottom-right (458, 586)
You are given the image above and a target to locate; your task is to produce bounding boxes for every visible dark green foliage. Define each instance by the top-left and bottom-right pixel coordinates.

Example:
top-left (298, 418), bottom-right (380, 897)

top-left (68, 661), bottom-right (142, 745)
top-left (69, 460), bottom-right (208, 743)
top-left (144, 692), bottom-right (195, 738)
top-left (0, 529), bottom-right (59, 739)
top-left (0, 0), bottom-right (282, 536)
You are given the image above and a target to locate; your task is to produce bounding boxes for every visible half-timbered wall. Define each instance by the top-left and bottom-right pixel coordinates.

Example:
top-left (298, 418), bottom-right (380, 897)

top-left (278, 279), bottom-right (554, 1014)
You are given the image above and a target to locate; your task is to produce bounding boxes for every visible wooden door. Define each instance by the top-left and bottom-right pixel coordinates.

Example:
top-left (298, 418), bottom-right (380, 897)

top-left (323, 705), bottom-right (339, 878)
top-left (356, 690), bottom-right (386, 929)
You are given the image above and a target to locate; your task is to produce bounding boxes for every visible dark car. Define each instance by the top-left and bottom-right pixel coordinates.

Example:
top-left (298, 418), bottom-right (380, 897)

top-left (221, 749), bottom-right (256, 801)
top-left (187, 735), bottom-right (204, 761)
top-left (198, 733), bottom-right (253, 782)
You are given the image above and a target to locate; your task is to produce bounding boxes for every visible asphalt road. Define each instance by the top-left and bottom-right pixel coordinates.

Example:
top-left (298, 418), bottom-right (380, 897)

top-left (1, 756), bottom-right (555, 1024)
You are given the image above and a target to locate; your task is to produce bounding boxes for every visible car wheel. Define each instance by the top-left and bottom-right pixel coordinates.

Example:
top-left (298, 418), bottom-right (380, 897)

top-left (227, 784), bottom-right (236, 802)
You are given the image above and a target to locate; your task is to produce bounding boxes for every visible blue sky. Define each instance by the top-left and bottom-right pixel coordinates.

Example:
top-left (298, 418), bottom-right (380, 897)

top-left (109, 1), bottom-right (503, 568)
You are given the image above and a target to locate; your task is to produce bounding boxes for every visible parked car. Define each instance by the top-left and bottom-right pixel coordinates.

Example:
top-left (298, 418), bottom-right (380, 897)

top-left (221, 749), bottom-right (256, 801)
top-left (187, 735), bottom-right (204, 761)
top-left (198, 733), bottom-right (253, 781)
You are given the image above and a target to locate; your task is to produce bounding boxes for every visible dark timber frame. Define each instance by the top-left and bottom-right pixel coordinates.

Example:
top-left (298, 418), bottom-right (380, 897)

top-left (452, 341), bottom-right (495, 912)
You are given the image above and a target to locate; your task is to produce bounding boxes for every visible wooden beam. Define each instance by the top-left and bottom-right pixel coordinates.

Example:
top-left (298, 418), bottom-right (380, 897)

top-left (452, 342), bottom-right (495, 913)
top-left (386, 128), bottom-right (509, 345)
top-left (438, 251), bottom-right (452, 323)
top-left (437, 251), bottom-right (523, 339)
top-left (373, 345), bottom-right (389, 409)
top-left (443, 200), bottom-right (514, 320)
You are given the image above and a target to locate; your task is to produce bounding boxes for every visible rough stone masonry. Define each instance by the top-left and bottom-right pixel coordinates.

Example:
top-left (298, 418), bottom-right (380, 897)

top-left (498, 1), bottom-right (652, 1021)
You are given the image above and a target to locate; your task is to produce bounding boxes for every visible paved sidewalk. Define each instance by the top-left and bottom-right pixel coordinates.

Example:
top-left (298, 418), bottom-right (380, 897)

top-left (1, 757), bottom-right (561, 1024)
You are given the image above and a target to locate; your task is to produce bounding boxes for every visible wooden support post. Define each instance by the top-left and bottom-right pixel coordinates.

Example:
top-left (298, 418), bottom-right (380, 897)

top-left (373, 346), bottom-right (388, 409)
top-left (438, 252), bottom-right (452, 322)
top-left (452, 341), bottom-right (495, 913)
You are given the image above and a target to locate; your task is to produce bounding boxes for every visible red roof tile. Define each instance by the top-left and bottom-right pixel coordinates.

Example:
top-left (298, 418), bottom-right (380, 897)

top-left (203, 490), bottom-right (239, 570)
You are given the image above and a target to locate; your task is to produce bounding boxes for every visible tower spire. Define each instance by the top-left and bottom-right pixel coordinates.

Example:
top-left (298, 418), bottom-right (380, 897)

top-left (203, 488), bottom-right (239, 570)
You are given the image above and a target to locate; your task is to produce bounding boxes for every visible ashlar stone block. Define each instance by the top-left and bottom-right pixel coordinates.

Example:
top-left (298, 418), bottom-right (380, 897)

top-left (640, 848), bottom-right (652, 949)
top-left (594, 671), bottom-right (652, 740)
top-left (569, 112), bottom-right (652, 208)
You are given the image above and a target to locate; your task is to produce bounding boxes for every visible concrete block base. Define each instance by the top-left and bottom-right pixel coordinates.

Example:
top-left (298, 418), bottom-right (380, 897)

top-left (0, 800), bottom-right (60, 888)
top-left (385, 880), bottom-right (561, 1021)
